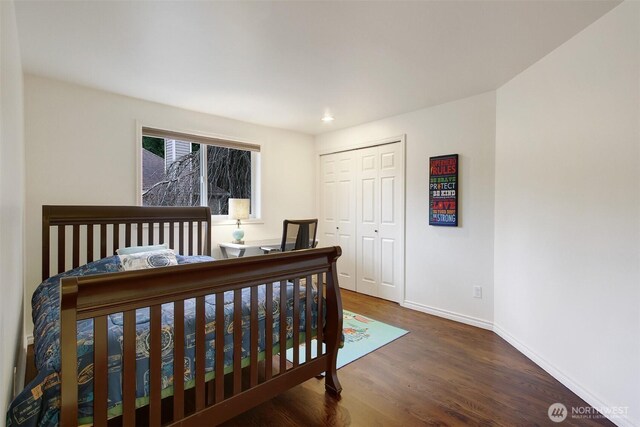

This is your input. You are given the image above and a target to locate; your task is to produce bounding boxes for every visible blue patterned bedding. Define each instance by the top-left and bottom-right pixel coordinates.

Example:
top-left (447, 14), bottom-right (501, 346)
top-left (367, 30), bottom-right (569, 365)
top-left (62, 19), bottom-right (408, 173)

top-left (7, 255), bottom-right (319, 427)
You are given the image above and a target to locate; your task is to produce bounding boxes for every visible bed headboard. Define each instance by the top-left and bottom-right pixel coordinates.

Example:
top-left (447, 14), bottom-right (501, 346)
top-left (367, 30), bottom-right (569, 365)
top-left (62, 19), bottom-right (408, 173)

top-left (42, 205), bottom-right (212, 280)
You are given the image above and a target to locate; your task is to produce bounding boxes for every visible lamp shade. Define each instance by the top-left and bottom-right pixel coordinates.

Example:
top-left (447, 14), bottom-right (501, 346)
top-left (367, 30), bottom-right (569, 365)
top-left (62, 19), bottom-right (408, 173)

top-left (228, 198), bottom-right (250, 220)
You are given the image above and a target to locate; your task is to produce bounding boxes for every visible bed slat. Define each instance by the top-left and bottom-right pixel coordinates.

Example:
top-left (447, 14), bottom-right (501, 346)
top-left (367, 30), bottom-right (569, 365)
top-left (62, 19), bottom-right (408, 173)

top-left (197, 221), bottom-right (202, 255)
top-left (42, 211), bottom-right (50, 281)
top-left (137, 222), bottom-right (143, 246)
top-left (113, 223), bottom-right (120, 253)
top-left (169, 221), bottom-right (175, 251)
top-left (100, 224), bottom-right (107, 259)
top-left (195, 296), bottom-right (206, 411)
top-left (150, 304), bottom-right (162, 427)
top-left (249, 286), bottom-right (258, 388)
top-left (306, 275), bottom-right (312, 363)
top-left (265, 282), bottom-right (273, 380)
top-left (215, 292), bottom-right (225, 403)
top-left (72, 225), bottom-right (80, 269)
top-left (233, 289), bottom-right (242, 395)
top-left (179, 222), bottom-right (185, 255)
top-left (87, 224), bottom-right (94, 263)
top-left (58, 226), bottom-right (65, 273)
top-left (148, 220), bottom-right (154, 245)
top-left (173, 300), bottom-right (185, 421)
top-left (317, 273), bottom-right (323, 357)
top-left (93, 315), bottom-right (108, 427)
top-left (279, 281), bottom-right (287, 375)
top-left (159, 221), bottom-right (165, 245)
top-left (125, 223), bottom-right (131, 248)
top-left (293, 278), bottom-right (300, 367)
top-left (123, 309), bottom-right (137, 425)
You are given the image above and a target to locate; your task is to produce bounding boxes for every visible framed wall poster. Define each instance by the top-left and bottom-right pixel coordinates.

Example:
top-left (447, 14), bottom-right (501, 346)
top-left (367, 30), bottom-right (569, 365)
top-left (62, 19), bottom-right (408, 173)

top-left (429, 154), bottom-right (458, 226)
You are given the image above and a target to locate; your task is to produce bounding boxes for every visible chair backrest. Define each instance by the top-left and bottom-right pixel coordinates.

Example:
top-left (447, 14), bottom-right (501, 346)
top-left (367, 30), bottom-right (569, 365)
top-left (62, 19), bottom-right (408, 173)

top-left (280, 219), bottom-right (318, 252)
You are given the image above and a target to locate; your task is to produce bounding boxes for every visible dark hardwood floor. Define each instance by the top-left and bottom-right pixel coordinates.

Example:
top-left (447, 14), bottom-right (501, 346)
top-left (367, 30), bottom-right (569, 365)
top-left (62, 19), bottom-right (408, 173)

top-left (23, 290), bottom-right (613, 426)
top-left (222, 290), bottom-right (612, 427)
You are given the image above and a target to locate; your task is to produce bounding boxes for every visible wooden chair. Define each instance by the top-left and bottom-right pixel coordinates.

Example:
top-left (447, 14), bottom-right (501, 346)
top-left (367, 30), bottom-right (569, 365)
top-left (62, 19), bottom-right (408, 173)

top-left (262, 219), bottom-right (318, 254)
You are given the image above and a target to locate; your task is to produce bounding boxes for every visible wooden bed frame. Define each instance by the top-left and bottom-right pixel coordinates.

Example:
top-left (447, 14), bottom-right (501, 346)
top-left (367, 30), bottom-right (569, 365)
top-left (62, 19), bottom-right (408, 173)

top-left (42, 205), bottom-right (343, 426)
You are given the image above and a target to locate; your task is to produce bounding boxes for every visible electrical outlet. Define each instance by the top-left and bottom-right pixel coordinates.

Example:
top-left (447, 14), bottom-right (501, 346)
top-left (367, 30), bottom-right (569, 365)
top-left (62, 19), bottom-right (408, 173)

top-left (473, 286), bottom-right (482, 299)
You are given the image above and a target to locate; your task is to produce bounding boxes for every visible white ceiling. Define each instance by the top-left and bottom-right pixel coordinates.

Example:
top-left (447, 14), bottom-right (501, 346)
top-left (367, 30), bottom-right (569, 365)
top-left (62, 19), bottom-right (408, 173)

top-left (15, 0), bottom-right (619, 135)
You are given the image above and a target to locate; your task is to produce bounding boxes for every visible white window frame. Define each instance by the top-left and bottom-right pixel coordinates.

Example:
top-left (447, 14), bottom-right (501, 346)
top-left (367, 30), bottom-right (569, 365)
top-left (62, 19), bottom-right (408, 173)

top-left (136, 124), bottom-right (262, 224)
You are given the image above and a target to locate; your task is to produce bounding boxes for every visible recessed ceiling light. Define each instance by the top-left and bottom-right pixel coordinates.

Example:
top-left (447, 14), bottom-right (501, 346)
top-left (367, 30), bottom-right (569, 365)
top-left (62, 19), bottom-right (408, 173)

top-left (322, 115), bottom-right (334, 122)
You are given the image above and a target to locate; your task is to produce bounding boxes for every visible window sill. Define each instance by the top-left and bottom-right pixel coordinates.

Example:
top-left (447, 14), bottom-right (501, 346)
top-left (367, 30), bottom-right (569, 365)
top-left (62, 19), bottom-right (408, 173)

top-left (211, 218), bottom-right (264, 226)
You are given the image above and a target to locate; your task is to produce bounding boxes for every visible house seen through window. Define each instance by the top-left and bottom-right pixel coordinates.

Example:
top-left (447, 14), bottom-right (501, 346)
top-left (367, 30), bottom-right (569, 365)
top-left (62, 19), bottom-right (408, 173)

top-left (141, 128), bottom-right (258, 217)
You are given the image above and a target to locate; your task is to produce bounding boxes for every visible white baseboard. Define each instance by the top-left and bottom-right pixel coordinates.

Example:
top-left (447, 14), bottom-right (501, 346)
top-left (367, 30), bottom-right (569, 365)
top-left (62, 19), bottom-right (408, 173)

top-left (401, 300), bottom-right (493, 330)
top-left (493, 323), bottom-right (636, 427)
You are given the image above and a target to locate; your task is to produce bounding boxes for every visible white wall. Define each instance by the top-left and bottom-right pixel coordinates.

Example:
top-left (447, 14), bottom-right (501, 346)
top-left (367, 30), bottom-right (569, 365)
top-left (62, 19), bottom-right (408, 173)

top-left (18, 3), bottom-right (640, 424)
top-left (316, 92), bottom-right (496, 328)
top-left (0, 0), bottom-right (26, 418)
top-left (494, 2), bottom-right (639, 426)
top-left (24, 75), bottom-right (316, 333)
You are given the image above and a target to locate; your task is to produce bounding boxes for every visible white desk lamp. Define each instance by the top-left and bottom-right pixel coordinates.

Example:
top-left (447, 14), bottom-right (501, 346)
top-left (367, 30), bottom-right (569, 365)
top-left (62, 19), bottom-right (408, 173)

top-left (228, 198), bottom-right (250, 244)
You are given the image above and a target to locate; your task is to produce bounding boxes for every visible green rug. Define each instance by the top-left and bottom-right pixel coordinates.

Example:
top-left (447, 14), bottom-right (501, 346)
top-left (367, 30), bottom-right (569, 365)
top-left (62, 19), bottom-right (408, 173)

top-left (287, 310), bottom-right (409, 368)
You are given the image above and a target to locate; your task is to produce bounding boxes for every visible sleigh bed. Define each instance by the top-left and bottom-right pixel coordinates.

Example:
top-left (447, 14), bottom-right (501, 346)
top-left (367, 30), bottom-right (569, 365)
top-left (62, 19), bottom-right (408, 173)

top-left (9, 205), bottom-right (343, 427)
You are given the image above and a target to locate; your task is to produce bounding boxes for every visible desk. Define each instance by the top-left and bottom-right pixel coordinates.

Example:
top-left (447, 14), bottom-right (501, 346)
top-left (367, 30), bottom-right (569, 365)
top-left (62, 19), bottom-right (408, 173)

top-left (218, 239), bottom-right (319, 258)
top-left (218, 239), bottom-right (281, 258)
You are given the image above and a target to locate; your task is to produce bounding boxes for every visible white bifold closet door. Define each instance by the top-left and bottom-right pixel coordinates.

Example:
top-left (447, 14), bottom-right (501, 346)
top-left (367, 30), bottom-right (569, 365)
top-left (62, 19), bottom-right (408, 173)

top-left (320, 151), bottom-right (357, 291)
top-left (356, 143), bottom-right (403, 302)
top-left (320, 142), bottom-right (404, 303)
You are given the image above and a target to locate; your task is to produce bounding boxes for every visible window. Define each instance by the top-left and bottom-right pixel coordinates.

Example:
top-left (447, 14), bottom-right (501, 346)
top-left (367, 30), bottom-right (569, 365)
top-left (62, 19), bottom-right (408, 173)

top-left (140, 127), bottom-right (260, 218)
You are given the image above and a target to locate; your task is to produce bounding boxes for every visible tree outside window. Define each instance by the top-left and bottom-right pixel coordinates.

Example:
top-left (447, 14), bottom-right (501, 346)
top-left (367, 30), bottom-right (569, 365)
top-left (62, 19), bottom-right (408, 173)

top-left (141, 136), bottom-right (254, 216)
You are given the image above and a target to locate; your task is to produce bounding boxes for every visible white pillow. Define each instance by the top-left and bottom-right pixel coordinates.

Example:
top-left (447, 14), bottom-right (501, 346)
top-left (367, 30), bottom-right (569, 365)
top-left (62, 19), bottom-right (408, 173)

top-left (116, 243), bottom-right (169, 255)
top-left (118, 249), bottom-right (178, 271)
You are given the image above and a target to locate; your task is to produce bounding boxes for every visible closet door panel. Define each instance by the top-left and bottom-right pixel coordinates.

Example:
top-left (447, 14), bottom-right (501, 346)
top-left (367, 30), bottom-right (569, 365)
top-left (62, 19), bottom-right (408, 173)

top-left (380, 176), bottom-right (396, 224)
top-left (358, 235), bottom-right (378, 296)
top-left (380, 238), bottom-right (395, 286)
top-left (320, 155), bottom-right (337, 248)
top-left (322, 182), bottom-right (337, 246)
top-left (335, 151), bottom-right (357, 291)
top-left (377, 143), bottom-right (403, 303)
top-left (361, 179), bottom-right (376, 224)
top-left (356, 146), bottom-right (379, 296)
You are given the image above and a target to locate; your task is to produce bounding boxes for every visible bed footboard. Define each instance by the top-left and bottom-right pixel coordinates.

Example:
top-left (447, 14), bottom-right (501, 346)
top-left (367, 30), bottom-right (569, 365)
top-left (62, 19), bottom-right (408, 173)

top-left (59, 246), bottom-right (342, 427)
